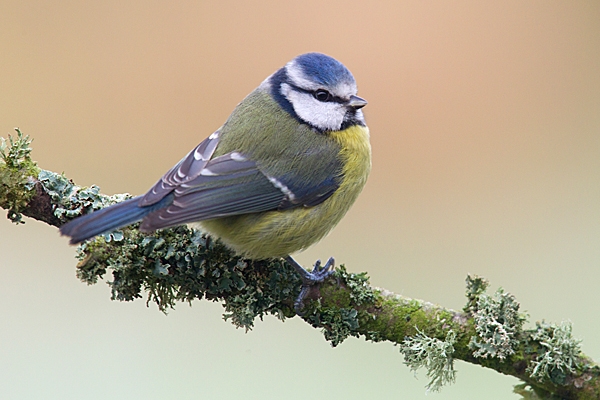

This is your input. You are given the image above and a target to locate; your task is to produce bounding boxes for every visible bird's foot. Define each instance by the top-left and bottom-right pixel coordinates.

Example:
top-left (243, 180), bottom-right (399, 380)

top-left (285, 256), bottom-right (335, 315)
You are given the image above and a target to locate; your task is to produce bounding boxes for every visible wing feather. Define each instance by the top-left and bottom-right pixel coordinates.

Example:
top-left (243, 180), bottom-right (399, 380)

top-left (139, 130), bottom-right (221, 206)
top-left (139, 154), bottom-right (285, 231)
top-left (136, 128), bottom-right (343, 232)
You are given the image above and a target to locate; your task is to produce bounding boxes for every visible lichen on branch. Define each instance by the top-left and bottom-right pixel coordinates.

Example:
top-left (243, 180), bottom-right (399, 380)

top-left (0, 128), bottom-right (40, 223)
top-left (2, 129), bottom-right (600, 399)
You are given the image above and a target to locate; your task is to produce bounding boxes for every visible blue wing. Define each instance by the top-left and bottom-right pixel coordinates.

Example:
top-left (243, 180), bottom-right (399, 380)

top-left (60, 129), bottom-right (342, 244)
top-left (139, 151), bottom-right (285, 230)
top-left (139, 147), bottom-right (341, 230)
top-left (139, 129), bottom-right (221, 206)
top-left (60, 130), bottom-right (221, 243)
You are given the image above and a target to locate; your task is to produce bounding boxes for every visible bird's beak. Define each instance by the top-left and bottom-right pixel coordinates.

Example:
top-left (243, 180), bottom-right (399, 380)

top-left (347, 95), bottom-right (367, 110)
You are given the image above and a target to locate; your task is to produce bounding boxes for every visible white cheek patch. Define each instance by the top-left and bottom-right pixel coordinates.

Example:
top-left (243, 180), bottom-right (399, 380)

top-left (281, 83), bottom-right (344, 131)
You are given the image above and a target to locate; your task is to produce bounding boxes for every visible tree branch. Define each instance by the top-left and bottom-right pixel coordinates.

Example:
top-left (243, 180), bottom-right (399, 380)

top-left (1, 129), bottom-right (598, 399)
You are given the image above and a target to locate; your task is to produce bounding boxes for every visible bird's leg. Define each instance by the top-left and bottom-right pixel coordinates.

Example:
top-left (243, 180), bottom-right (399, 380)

top-left (284, 255), bottom-right (335, 315)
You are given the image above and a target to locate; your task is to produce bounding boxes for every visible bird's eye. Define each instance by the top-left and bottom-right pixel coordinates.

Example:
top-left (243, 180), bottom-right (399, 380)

top-left (313, 89), bottom-right (331, 102)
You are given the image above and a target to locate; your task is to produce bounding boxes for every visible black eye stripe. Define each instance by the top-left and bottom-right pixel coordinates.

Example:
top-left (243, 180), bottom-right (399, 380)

top-left (288, 84), bottom-right (345, 104)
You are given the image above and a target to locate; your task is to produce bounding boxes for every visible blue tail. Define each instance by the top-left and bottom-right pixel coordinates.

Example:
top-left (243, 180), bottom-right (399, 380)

top-left (59, 195), bottom-right (169, 244)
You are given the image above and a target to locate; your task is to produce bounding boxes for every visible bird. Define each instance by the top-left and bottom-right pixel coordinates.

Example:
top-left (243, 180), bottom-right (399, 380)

top-left (59, 52), bottom-right (371, 312)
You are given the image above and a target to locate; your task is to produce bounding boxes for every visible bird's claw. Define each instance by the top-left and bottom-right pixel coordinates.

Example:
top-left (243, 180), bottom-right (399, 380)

top-left (285, 256), bottom-right (335, 315)
top-left (305, 257), bottom-right (335, 284)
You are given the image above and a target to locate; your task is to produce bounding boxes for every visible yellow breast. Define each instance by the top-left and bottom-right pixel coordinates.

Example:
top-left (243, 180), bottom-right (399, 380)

top-left (199, 124), bottom-right (371, 259)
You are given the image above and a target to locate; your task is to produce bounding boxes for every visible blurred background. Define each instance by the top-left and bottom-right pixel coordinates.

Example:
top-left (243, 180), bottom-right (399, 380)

top-left (1, 1), bottom-right (599, 399)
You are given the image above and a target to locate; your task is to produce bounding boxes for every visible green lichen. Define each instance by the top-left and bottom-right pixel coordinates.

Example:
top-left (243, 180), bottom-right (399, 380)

top-left (0, 129), bottom-right (33, 168)
top-left (37, 169), bottom-right (130, 223)
top-left (401, 328), bottom-right (457, 392)
top-left (0, 128), bottom-right (40, 223)
top-left (464, 274), bottom-right (490, 313)
top-left (335, 265), bottom-right (375, 306)
top-left (305, 302), bottom-right (360, 347)
top-left (296, 266), bottom-right (380, 347)
top-left (468, 285), bottom-right (526, 360)
top-left (303, 266), bottom-right (375, 347)
top-left (73, 221), bottom-right (302, 330)
top-left (222, 258), bottom-right (300, 329)
top-left (527, 321), bottom-right (582, 384)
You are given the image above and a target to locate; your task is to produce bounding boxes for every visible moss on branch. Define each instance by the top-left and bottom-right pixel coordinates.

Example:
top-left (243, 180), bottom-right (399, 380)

top-left (2, 129), bottom-right (600, 399)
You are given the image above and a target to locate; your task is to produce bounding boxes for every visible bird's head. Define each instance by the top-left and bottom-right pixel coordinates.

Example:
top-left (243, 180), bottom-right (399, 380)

top-left (268, 52), bottom-right (367, 132)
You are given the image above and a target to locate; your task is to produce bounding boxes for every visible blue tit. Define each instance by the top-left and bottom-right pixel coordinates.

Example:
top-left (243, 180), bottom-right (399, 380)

top-left (60, 52), bottom-right (371, 311)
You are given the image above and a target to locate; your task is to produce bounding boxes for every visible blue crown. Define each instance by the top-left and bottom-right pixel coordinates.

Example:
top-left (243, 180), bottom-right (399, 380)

top-left (294, 53), bottom-right (355, 87)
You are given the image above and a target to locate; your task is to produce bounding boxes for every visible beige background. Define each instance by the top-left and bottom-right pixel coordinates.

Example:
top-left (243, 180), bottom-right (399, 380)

top-left (1, 1), bottom-right (600, 399)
